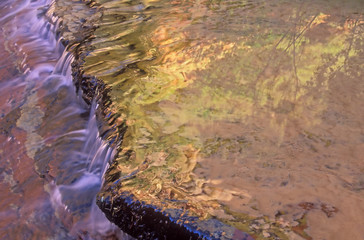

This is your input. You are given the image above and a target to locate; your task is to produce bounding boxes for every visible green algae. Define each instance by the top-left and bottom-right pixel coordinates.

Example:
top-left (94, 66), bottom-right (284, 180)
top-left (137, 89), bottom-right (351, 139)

top-left (67, 0), bottom-right (364, 237)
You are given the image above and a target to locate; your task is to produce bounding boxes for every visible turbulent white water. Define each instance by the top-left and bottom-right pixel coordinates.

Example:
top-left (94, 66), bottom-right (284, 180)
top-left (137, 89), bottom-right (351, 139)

top-left (0, 0), bottom-right (129, 239)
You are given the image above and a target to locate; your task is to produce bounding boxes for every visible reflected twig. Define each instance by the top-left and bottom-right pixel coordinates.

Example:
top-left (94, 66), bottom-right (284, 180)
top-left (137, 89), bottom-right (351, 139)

top-left (283, 14), bottom-right (318, 53)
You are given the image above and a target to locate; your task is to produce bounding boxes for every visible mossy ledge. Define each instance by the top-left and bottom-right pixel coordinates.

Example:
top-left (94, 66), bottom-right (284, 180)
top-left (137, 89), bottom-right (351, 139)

top-left (96, 191), bottom-right (254, 240)
top-left (52, 0), bottom-right (253, 239)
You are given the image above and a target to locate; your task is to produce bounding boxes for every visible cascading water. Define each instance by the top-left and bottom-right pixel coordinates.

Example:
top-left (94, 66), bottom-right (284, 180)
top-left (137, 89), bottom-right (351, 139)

top-left (0, 0), bottom-right (129, 239)
top-left (3, 0), bottom-right (363, 239)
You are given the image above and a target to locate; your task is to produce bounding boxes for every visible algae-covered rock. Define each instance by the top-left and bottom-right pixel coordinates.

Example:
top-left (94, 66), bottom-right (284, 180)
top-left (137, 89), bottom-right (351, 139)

top-left (57, 0), bottom-right (364, 238)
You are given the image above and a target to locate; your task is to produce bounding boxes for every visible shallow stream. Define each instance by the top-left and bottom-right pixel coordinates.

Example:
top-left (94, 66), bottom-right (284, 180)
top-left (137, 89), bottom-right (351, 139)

top-left (1, 0), bottom-right (363, 239)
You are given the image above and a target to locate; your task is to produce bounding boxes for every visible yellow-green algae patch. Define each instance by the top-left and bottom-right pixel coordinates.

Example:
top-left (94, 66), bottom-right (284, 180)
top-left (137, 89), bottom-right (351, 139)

top-left (82, 0), bottom-right (364, 238)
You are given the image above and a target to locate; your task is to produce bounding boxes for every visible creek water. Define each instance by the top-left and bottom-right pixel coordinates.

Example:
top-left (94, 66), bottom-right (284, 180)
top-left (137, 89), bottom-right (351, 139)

top-left (1, 0), bottom-right (364, 240)
top-left (90, 0), bottom-right (363, 239)
top-left (0, 0), bottom-right (129, 239)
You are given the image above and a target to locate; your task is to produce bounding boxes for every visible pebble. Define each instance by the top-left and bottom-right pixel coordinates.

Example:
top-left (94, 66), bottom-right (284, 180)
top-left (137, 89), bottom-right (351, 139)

top-left (262, 231), bottom-right (270, 238)
top-left (262, 224), bottom-right (270, 230)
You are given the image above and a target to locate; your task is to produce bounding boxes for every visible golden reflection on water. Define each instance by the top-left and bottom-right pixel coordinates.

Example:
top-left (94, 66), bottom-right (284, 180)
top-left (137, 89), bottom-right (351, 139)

top-left (84, 0), bottom-right (363, 239)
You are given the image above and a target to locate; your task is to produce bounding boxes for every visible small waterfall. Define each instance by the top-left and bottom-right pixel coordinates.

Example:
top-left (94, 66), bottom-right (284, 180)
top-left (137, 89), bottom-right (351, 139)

top-left (0, 0), bottom-right (129, 239)
top-left (48, 99), bottom-right (122, 239)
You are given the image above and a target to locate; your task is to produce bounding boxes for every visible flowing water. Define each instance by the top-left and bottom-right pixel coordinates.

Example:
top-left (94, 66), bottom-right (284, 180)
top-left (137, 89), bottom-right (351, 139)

top-left (88, 0), bottom-right (364, 239)
top-left (0, 0), bottom-right (129, 239)
top-left (1, 0), bottom-right (364, 239)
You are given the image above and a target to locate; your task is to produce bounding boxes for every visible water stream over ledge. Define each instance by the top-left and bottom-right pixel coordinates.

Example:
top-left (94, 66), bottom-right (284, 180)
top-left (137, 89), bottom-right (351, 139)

top-left (1, 0), bottom-right (364, 239)
top-left (0, 0), bottom-right (129, 239)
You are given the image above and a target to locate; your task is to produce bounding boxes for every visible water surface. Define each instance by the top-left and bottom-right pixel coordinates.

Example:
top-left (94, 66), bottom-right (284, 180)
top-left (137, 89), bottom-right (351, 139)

top-left (82, 0), bottom-right (364, 239)
top-left (0, 0), bottom-right (128, 238)
top-left (1, 0), bottom-right (363, 239)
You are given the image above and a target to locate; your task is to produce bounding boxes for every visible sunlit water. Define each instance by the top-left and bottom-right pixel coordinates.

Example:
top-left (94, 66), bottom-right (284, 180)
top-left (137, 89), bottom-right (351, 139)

top-left (82, 0), bottom-right (363, 239)
top-left (0, 0), bottom-right (129, 239)
top-left (1, 0), bottom-right (364, 239)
